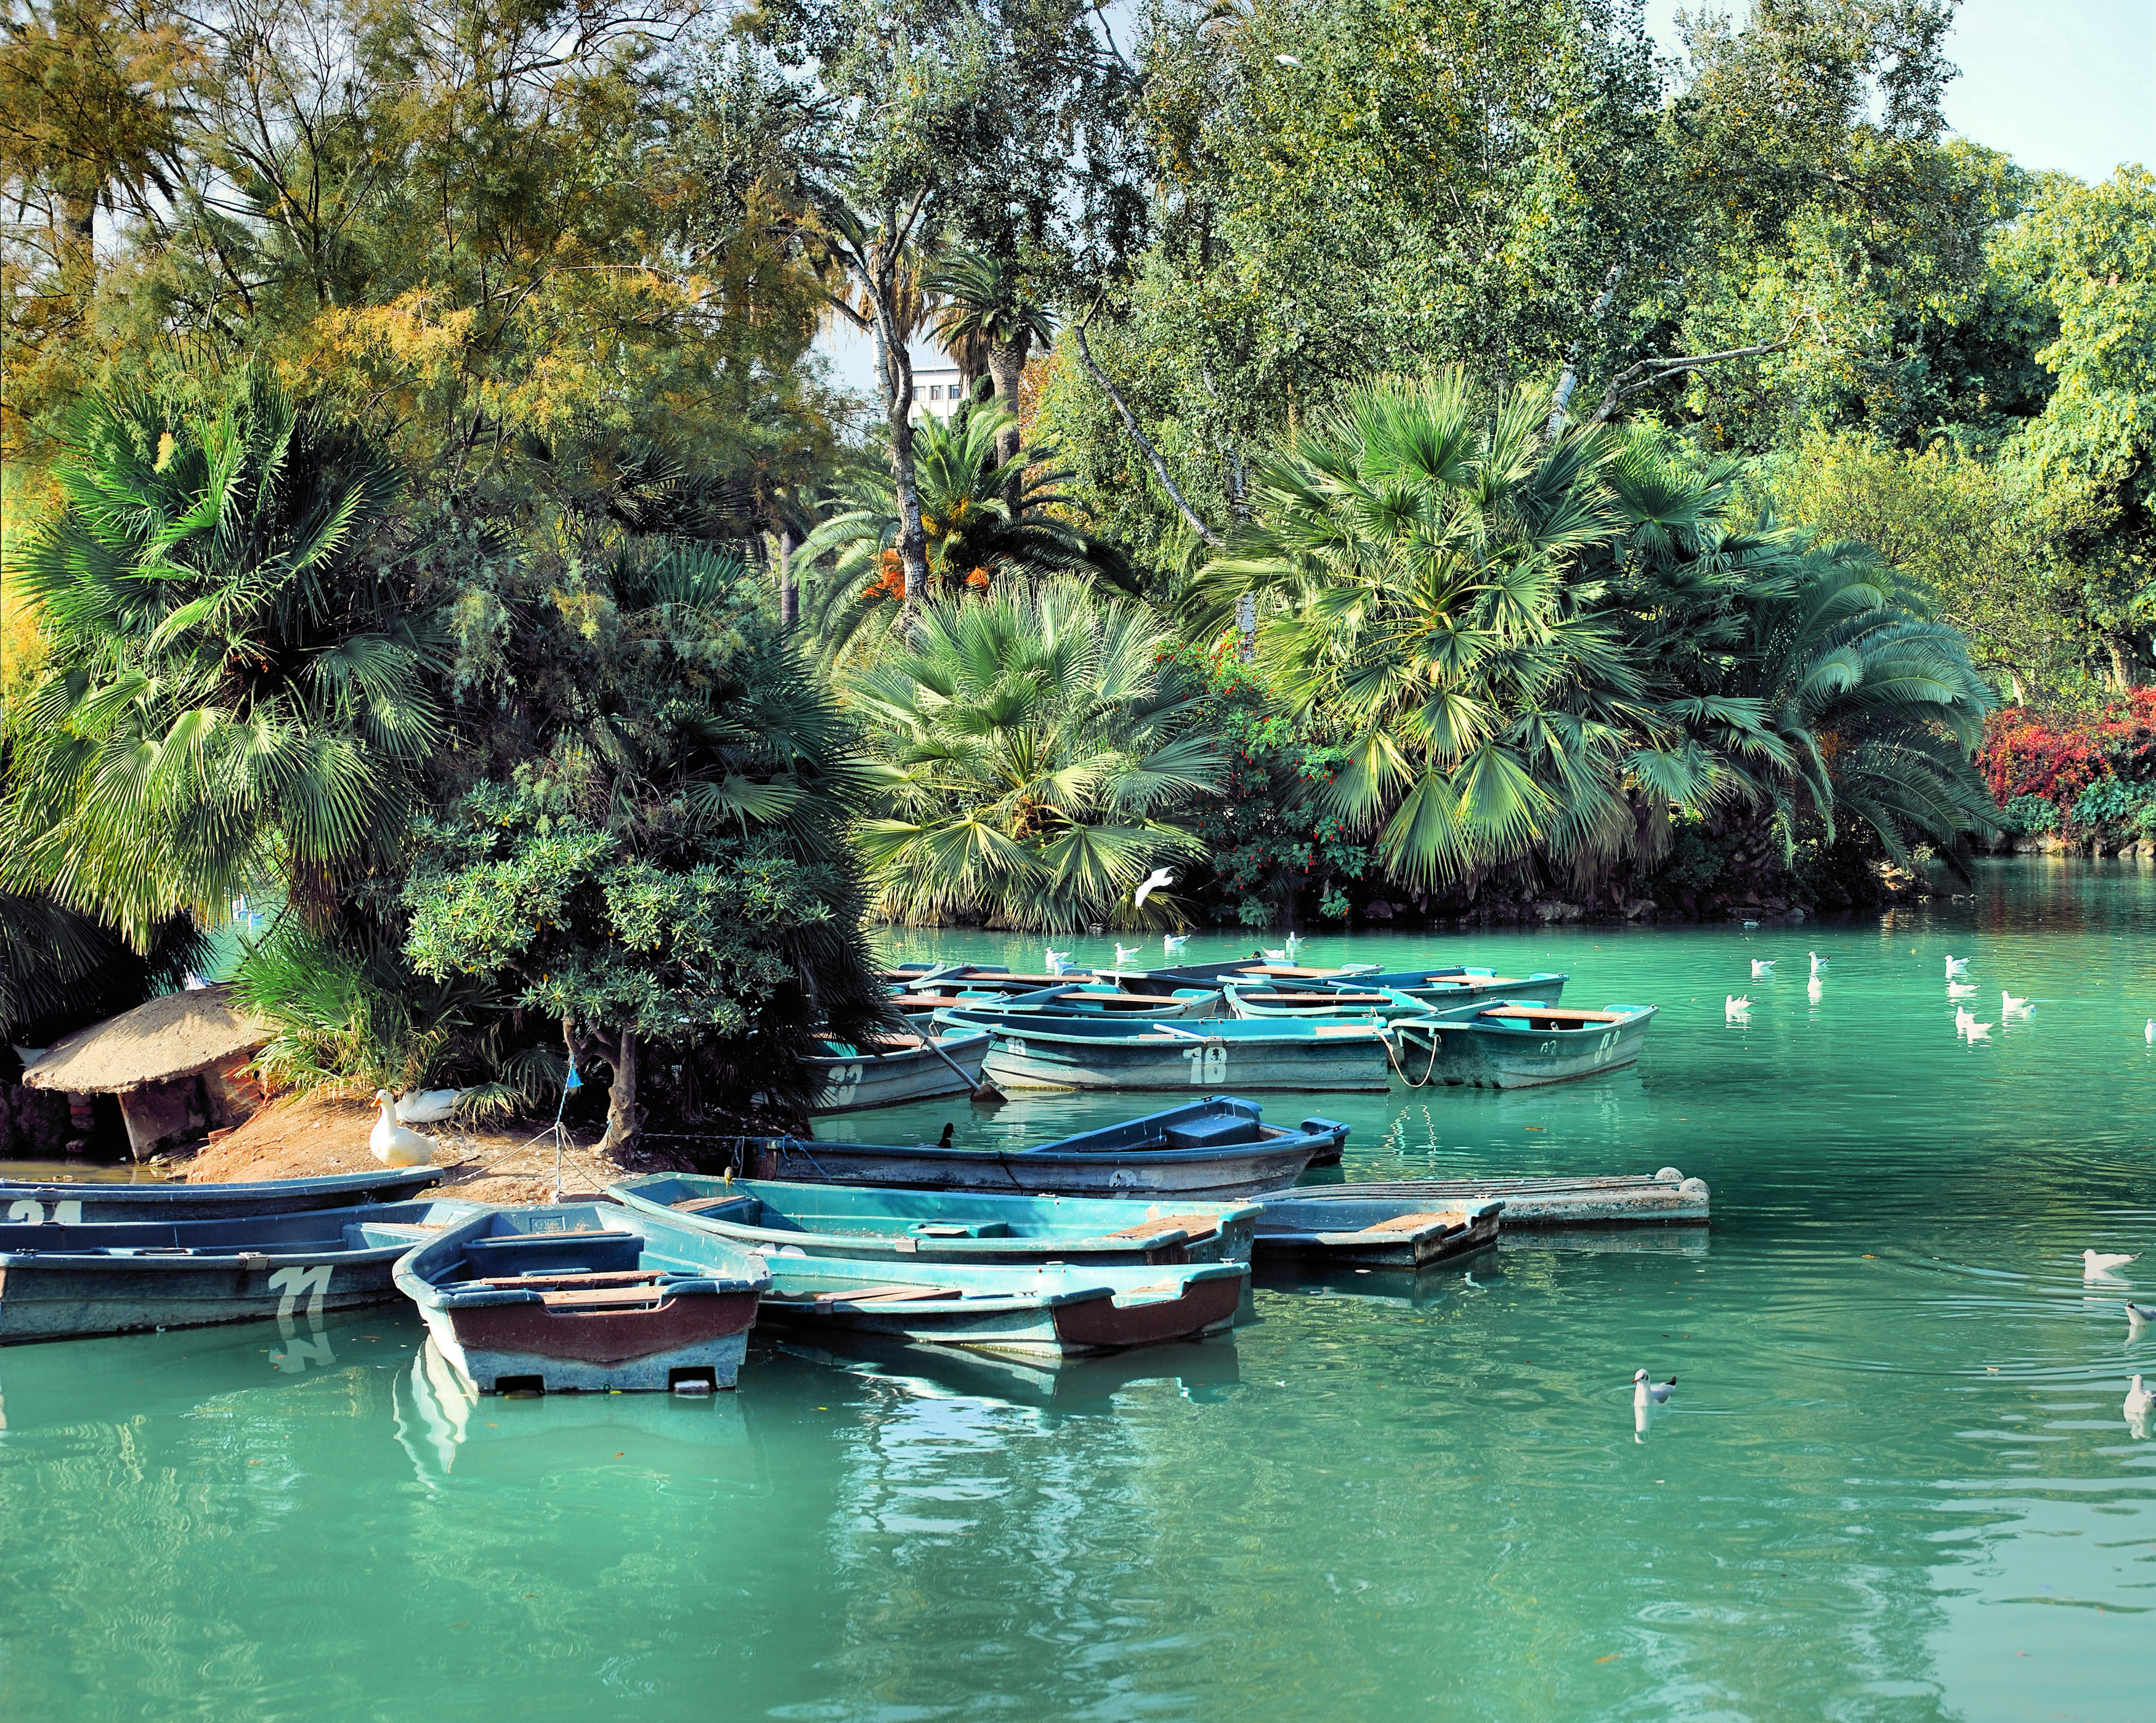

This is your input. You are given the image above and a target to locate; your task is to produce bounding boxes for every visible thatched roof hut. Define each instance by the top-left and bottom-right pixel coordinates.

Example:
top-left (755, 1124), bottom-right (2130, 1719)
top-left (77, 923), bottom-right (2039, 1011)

top-left (21, 986), bottom-right (272, 1157)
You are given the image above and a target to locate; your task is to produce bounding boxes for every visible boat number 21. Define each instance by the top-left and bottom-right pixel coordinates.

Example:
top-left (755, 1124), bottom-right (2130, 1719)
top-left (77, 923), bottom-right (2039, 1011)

top-left (1181, 1044), bottom-right (1228, 1084)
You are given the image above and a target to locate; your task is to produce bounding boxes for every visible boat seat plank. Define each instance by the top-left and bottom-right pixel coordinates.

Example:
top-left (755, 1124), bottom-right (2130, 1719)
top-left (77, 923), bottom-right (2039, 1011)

top-left (1479, 1006), bottom-right (1624, 1024)
top-left (1355, 1211), bottom-right (1465, 1234)
top-left (671, 1196), bottom-right (755, 1215)
top-left (473, 1269), bottom-right (668, 1290)
top-left (538, 1284), bottom-right (674, 1308)
top-left (804, 1284), bottom-right (963, 1305)
top-left (1096, 1212), bottom-right (1220, 1242)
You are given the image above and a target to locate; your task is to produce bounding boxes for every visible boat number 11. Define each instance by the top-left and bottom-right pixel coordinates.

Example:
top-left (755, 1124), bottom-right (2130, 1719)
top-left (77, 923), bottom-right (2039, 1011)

top-left (1181, 1044), bottom-right (1228, 1084)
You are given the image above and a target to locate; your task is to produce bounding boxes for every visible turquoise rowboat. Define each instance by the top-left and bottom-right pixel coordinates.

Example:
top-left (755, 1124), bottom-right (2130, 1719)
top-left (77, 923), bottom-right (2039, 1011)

top-left (1223, 983), bottom-right (1433, 1023)
top-left (1252, 1196), bottom-right (1502, 1268)
top-left (1324, 966), bottom-right (1568, 1007)
top-left (894, 983), bottom-right (1222, 1023)
top-left (394, 1204), bottom-right (771, 1394)
top-left (804, 1027), bottom-right (989, 1113)
top-left (1390, 1001), bottom-right (1658, 1089)
top-left (752, 1254), bottom-right (1249, 1357)
top-left (607, 1175), bottom-right (1261, 1265)
top-left (935, 1010), bottom-right (1392, 1093)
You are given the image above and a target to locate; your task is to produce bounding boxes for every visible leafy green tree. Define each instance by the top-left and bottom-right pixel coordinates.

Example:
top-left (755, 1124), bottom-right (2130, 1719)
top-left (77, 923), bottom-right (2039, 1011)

top-left (2, 373), bottom-right (439, 946)
top-left (842, 578), bottom-right (1225, 931)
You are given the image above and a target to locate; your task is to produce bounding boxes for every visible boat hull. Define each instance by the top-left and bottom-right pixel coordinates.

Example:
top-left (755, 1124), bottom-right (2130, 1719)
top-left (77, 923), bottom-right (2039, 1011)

top-left (0, 1166), bottom-right (444, 1224)
top-left (970, 1022), bottom-right (1390, 1093)
top-left (1391, 1005), bottom-right (1656, 1088)
top-left (416, 1292), bottom-right (760, 1393)
top-left (1253, 1198), bottom-right (1502, 1268)
top-left (806, 1032), bottom-right (987, 1113)
top-left (756, 1137), bottom-right (1321, 1201)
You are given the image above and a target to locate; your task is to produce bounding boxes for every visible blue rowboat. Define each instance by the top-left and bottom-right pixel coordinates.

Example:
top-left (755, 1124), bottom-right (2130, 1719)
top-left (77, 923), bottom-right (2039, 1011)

top-left (606, 1175), bottom-right (1262, 1265)
top-left (749, 1096), bottom-right (1350, 1199)
top-left (0, 1200), bottom-right (487, 1343)
top-left (935, 1009), bottom-right (1392, 1093)
top-left (753, 1254), bottom-right (1249, 1357)
top-left (394, 1204), bottom-right (770, 1394)
top-left (893, 983), bottom-right (1222, 1023)
top-left (1223, 983), bottom-right (1433, 1023)
top-left (0, 1164), bottom-right (445, 1225)
top-left (1252, 1196), bottom-right (1503, 1268)
top-left (1390, 1000), bottom-right (1658, 1089)
top-left (1316, 967), bottom-right (1568, 1007)
top-left (804, 1027), bottom-right (989, 1113)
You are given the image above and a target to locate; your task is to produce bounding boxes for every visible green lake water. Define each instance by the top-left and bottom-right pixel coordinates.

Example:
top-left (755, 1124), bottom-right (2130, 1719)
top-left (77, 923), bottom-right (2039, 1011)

top-left (3, 857), bottom-right (2153, 1722)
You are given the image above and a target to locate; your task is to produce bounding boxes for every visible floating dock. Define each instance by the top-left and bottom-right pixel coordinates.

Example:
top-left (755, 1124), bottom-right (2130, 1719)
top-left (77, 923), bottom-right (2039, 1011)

top-left (1290, 1167), bottom-right (1708, 1228)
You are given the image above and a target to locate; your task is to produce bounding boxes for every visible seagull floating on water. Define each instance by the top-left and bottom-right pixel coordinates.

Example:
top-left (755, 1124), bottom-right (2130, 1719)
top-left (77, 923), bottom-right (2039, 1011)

top-left (1809, 951), bottom-right (1828, 975)
top-left (2086, 1249), bottom-right (2139, 1279)
top-left (2127, 1376), bottom-right (2155, 1421)
top-left (1751, 959), bottom-right (1775, 978)
top-left (1134, 867), bottom-right (1175, 909)
top-left (1162, 933), bottom-right (1189, 956)
top-left (1955, 1005), bottom-right (1975, 1036)
top-left (1725, 994), bottom-right (1751, 1020)
top-left (1044, 947), bottom-right (1073, 975)
top-left (2124, 1300), bottom-right (2155, 1332)
top-left (2001, 991), bottom-right (2033, 1018)
top-left (1945, 955), bottom-right (1970, 976)
top-left (1633, 1369), bottom-right (1677, 1407)
top-left (1964, 1019), bottom-right (1993, 1042)
top-left (1947, 980), bottom-right (1977, 998)
top-left (1114, 943), bottom-right (1141, 966)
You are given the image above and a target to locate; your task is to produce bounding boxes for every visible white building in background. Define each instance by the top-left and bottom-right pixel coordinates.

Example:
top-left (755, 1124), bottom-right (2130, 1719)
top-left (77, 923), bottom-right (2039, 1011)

top-left (910, 360), bottom-right (967, 422)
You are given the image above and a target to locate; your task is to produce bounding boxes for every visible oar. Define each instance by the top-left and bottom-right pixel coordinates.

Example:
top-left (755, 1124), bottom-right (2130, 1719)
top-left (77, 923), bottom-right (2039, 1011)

top-left (917, 1024), bottom-right (1005, 1105)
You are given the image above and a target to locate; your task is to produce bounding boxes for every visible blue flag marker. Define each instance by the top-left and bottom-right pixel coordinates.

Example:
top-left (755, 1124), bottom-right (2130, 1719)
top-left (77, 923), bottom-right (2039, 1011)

top-left (564, 1064), bottom-right (583, 1091)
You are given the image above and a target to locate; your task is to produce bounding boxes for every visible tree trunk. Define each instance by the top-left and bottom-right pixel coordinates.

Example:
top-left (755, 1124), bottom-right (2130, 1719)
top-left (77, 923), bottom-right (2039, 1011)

top-left (871, 234), bottom-right (930, 606)
top-left (599, 1028), bottom-right (640, 1156)
top-left (777, 524), bottom-right (797, 629)
top-left (986, 333), bottom-right (1031, 468)
top-left (2108, 636), bottom-right (2136, 692)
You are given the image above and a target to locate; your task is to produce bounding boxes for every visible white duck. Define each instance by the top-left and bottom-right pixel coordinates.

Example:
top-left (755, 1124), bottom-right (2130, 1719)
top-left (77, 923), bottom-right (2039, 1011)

top-left (2085, 1249), bottom-right (2140, 1279)
top-left (1135, 867), bottom-right (1175, 909)
top-left (1725, 994), bottom-right (1751, 1021)
top-left (2001, 991), bottom-right (2033, 1019)
top-left (394, 1087), bottom-right (464, 1125)
top-left (1944, 954), bottom-right (1970, 976)
top-left (1750, 959), bottom-right (1775, 978)
top-left (1163, 933), bottom-right (1189, 956)
top-left (370, 1089), bottom-right (437, 1168)
top-left (1633, 1369), bottom-right (1676, 1408)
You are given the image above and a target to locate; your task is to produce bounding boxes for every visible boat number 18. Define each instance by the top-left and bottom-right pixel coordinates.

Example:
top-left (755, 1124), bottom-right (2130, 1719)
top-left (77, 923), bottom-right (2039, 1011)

top-left (6, 1199), bottom-right (81, 1225)
top-left (1182, 1044), bottom-right (1228, 1084)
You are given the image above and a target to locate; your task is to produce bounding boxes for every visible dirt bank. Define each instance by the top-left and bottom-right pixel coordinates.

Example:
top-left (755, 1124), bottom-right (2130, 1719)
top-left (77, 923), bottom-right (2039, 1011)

top-left (180, 1090), bottom-right (637, 1206)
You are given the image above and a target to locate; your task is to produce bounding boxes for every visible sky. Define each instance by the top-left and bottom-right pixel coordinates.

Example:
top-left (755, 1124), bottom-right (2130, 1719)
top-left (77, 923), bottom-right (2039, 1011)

top-left (818, 0), bottom-right (2154, 397)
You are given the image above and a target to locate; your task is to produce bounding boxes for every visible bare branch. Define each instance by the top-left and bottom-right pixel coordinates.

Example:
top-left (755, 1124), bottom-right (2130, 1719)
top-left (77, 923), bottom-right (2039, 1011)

top-left (1072, 302), bottom-right (1221, 548)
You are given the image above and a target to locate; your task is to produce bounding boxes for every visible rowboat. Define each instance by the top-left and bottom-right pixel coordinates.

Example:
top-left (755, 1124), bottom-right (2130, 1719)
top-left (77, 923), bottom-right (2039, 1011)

top-left (1252, 1196), bottom-right (1502, 1269)
top-left (0, 1164), bottom-right (444, 1225)
top-left (748, 1096), bottom-right (1349, 1199)
top-left (1327, 967), bottom-right (1568, 1007)
top-left (897, 984), bottom-right (1222, 1023)
top-left (394, 1204), bottom-right (771, 1393)
top-left (607, 1174), bottom-right (1261, 1265)
top-left (753, 1254), bottom-right (1249, 1357)
top-left (1223, 983), bottom-right (1432, 1022)
top-left (1390, 1001), bottom-right (1657, 1088)
top-left (804, 1027), bottom-right (989, 1113)
top-left (1103, 959), bottom-right (1567, 1008)
top-left (1289, 1167), bottom-right (1709, 1226)
top-left (0, 1200), bottom-right (485, 1343)
top-left (936, 1010), bottom-right (1392, 1093)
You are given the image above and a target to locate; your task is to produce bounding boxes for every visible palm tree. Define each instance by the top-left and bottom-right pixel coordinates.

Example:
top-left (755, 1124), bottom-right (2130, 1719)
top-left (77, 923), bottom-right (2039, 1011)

top-left (1198, 368), bottom-right (1691, 888)
top-left (924, 248), bottom-right (1056, 466)
top-left (840, 578), bottom-right (1226, 931)
top-left (2, 374), bottom-right (440, 946)
top-left (795, 399), bottom-right (1135, 661)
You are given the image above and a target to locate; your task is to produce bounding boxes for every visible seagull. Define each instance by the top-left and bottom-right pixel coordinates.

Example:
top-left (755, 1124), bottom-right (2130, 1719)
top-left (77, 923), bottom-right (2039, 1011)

top-left (2086, 1249), bottom-right (2139, 1279)
top-left (1633, 1369), bottom-right (1676, 1407)
top-left (1741, 918), bottom-right (1759, 928)
top-left (1162, 933), bottom-right (1188, 956)
top-left (1134, 867), bottom-right (1175, 909)
top-left (1809, 951), bottom-right (1828, 975)
top-left (1964, 1019), bottom-right (1993, 1042)
top-left (1044, 947), bottom-right (1072, 975)
top-left (1955, 1006), bottom-right (1974, 1037)
top-left (1947, 980), bottom-right (1976, 998)
top-left (2001, 991), bottom-right (2033, 1018)
top-left (1945, 955), bottom-right (1970, 976)
top-left (1114, 943), bottom-right (1141, 966)
top-left (1751, 959), bottom-right (1775, 978)
top-left (2146, 1018), bottom-right (2154, 1045)
top-left (2128, 1376), bottom-right (2155, 1421)
top-left (2125, 1300), bottom-right (2155, 1332)
top-left (1725, 994), bottom-right (1751, 1020)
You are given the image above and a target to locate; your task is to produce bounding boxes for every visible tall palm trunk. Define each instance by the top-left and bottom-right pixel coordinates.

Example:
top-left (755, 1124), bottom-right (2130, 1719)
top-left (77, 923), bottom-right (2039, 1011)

top-left (986, 333), bottom-right (1032, 467)
top-left (871, 235), bottom-right (930, 606)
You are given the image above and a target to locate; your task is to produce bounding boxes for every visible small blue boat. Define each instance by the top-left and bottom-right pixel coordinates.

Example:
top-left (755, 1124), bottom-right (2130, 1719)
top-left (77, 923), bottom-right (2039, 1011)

top-left (606, 1175), bottom-right (1262, 1265)
top-left (1390, 1001), bottom-right (1658, 1088)
top-left (804, 1026), bottom-right (989, 1112)
top-left (1252, 1196), bottom-right (1503, 1268)
top-left (394, 1204), bottom-right (771, 1393)
top-left (748, 1096), bottom-right (1350, 1198)
top-left (893, 983), bottom-right (1221, 1022)
top-left (0, 1200), bottom-right (485, 1343)
top-left (754, 1254), bottom-right (1249, 1357)
top-left (935, 1009), bottom-right (1391, 1093)
top-left (1321, 967), bottom-right (1568, 1007)
top-left (0, 1165), bottom-right (445, 1225)
top-left (1223, 983), bottom-right (1433, 1022)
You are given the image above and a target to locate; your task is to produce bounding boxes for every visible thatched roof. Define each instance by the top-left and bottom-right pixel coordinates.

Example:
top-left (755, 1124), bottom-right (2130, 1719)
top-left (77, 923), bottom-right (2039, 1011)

top-left (20, 985), bottom-right (271, 1094)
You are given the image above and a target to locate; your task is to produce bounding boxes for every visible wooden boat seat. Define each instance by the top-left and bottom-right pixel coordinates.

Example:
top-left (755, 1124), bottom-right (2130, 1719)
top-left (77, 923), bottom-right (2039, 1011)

top-left (1097, 1212), bottom-right (1220, 1243)
top-left (798, 1284), bottom-right (962, 1305)
top-left (474, 1269), bottom-right (669, 1290)
top-left (539, 1284), bottom-right (674, 1309)
top-left (671, 1195), bottom-right (757, 1215)
top-left (1257, 991), bottom-right (1388, 1006)
top-left (1480, 1007), bottom-right (1624, 1025)
top-left (1353, 1211), bottom-right (1464, 1235)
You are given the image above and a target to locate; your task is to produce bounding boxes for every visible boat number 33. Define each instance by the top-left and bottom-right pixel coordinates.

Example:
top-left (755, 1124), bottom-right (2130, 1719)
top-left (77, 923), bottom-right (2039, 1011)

top-left (1182, 1043), bottom-right (1229, 1084)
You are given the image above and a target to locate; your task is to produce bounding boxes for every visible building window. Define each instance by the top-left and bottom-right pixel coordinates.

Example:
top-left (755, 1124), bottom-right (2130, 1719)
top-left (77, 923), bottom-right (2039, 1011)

top-left (928, 384), bottom-right (942, 400)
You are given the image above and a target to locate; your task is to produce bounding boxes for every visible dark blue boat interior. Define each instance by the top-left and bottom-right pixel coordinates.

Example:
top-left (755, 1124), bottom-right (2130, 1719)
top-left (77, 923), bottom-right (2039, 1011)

top-left (0, 1201), bottom-right (465, 1258)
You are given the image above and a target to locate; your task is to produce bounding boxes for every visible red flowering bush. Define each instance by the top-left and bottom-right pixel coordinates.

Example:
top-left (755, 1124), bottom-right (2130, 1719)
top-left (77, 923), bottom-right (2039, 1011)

top-left (1977, 690), bottom-right (2156, 815)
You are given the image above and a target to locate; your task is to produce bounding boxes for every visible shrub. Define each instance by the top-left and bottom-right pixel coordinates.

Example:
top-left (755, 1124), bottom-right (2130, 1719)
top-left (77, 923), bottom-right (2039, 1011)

top-left (1998, 795), bottom-right (2059, 836)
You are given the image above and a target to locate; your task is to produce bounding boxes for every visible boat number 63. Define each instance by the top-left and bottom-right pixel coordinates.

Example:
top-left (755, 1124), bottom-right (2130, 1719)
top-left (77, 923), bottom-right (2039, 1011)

top-left (1181, 1043), bottom-right (1228, 1084)
top-left (6, 1199), bottom-right (83, 1225)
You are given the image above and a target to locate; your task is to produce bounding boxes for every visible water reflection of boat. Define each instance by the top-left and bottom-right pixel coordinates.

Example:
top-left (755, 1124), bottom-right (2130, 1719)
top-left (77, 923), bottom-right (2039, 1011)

top-left (1249, 1263), bottom-right (1461, 1313)
top-left (1493, 1226), bottom-right (1710, 1259)
top-left (392, 1339), bottom-right (755, 1485)
top-left (774, 1332), bottom-right (1244, 1413)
